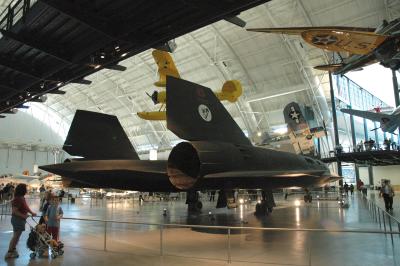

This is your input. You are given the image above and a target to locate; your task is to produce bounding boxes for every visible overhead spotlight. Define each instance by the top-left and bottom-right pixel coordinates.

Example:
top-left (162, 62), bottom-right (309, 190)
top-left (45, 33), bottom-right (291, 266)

top-left (114, 45), bottom-right (120, 51)
top-left (257, 131), bottom-right (262, 137)
top-left (239, 198), bottom-right (244, 204)
top-left (121, 53), bottom-right (128, 57)
top-left (57, 82), bottom-right (63, 87)
top-left (94, 64), bottom-right (101, 69)
top-left (26, 92), bottom-right (31, 97)
top-left (100, 54), bottom-right (105, 59)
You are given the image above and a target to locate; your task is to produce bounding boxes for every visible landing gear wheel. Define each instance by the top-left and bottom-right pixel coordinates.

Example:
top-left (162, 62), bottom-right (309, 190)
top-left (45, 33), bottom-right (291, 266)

top-left (188, 201), bottom-right (203, 212)
top-left (195, 201), bottom-right (203, 211)
top-left (304, 195), bottom-right (312, 203)
top-left (254, 202), bottom-right (268, 216)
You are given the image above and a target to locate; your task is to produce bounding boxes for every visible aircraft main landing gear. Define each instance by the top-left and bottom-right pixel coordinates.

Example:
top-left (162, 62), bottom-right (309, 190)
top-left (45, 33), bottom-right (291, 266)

top-left (186, 191), bottom-right (203, 213)
top-left (304, 189), bottom-right (312, 203)
top-left (254, 190), bottom-right (276, 216)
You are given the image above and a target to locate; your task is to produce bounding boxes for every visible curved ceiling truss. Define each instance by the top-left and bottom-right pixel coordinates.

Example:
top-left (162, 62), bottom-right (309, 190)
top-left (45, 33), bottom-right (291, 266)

top-left (0, 0), bottom-right (393, 153)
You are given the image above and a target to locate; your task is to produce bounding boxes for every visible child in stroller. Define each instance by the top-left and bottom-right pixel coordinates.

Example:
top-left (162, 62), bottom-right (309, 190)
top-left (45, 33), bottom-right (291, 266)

top-left (27, 219), bottom-right (64, 259)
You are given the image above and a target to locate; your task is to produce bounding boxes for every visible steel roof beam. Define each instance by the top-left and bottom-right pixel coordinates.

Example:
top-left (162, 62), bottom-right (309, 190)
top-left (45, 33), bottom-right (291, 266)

top-left (0, 29), bottom-right (73, 65)
top-left (38, 0), bottom-right (118, 41)
top-left (0, 57), bottom-right (43, 80)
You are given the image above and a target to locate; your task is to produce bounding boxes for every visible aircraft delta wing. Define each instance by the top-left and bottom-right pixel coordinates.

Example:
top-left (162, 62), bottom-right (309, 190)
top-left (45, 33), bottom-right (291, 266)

top-left (247, 18), bottom-right (400, 75)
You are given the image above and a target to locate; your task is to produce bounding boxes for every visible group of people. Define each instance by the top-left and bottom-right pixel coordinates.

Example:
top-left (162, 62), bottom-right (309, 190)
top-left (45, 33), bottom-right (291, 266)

top-left (355, 138), bottom-right (398, 152)
top-left (0, 183), bottom-right (15, 201)
top-left (4, 183), bottom-right (64, 260)
top-left (343, 182), bottom-right (354, 196)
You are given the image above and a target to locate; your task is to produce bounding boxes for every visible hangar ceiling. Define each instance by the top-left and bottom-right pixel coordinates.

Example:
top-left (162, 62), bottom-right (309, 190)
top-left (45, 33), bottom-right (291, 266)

top-left (0, 0), bottom-right (399, 153)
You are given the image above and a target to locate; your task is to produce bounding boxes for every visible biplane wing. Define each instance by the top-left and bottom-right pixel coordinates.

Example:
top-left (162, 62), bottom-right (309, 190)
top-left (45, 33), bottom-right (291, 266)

top-left (247, 26), bottom-right (387, 55)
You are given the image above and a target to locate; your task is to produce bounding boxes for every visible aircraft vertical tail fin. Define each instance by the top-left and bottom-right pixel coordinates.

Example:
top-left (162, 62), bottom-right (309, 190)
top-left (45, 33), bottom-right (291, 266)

top-left (166, 76), bottom-right (251, 145)
top-left (63, 110), bottom-right (139, 160)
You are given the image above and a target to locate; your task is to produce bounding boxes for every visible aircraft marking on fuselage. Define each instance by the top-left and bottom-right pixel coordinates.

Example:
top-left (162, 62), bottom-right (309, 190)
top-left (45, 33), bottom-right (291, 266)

top-left (289, 106), bottom-right (301, 124)
top-left (198, 104), bottom-right (212, 122)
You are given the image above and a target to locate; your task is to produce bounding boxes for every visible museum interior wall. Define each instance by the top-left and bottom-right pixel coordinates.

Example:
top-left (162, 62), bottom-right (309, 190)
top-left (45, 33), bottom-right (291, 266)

top-left (359, 166), bottom-right (400, 190)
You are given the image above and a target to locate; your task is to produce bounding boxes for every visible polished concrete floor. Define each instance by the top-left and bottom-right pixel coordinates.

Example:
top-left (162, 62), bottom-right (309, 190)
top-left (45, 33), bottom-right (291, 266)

top-left (0, 192), bottom-right (399, 266)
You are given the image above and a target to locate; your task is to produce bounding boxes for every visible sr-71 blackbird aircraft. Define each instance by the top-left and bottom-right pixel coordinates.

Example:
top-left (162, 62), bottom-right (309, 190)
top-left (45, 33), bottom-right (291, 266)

top-left (341, 105), bottom-right (400, 133)
top-left (247, 18), bottom-right (400, 75)
top-left (41, 77), bottom-right (339, 214)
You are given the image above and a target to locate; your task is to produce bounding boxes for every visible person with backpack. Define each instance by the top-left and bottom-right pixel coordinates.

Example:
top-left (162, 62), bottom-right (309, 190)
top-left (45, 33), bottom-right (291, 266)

top-left (44, 195), bottom-right (63, 241)
top-left (5, 184), bottom-right (37, 259)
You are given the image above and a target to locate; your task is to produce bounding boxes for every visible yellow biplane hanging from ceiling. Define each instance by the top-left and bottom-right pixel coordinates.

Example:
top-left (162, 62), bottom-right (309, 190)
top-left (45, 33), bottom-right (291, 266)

top-left (137, 49), bottom-right (243, 120)
top-left (247, 18), bottom-right (400, 75)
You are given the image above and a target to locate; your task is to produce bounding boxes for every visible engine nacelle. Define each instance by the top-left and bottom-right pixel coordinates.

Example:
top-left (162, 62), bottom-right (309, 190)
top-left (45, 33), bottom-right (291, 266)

top-left (167, 141), bottom-right (247, 190)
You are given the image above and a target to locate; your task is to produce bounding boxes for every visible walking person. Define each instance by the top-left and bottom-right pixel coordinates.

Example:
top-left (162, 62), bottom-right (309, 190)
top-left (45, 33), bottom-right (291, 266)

top-left (349, 184), bottom-right (354, 196)
top-left (344, 182), bottom-right (349, 196)
top-left (380, 180), bottom-right (395, 212)
top-left (5, 183), bottom-right (37, 259)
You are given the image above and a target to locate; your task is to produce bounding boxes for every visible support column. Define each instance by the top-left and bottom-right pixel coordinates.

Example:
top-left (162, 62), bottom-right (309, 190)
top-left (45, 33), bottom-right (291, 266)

top-left (392, 69), bottom-right (399, 107)
top-left (373, 122), bottom-right (379, 149)
top-left (368, 165), bottom-right (374, 187)
top-left (363, 118), bottom-right (368, 141)
top-left (329, 72), bottom-right (342, 177)
top-left (354, 164), bottom-right (360, 184)
top-left (392, 70), bottom-right (400, 146)
top-left (348, 106), bottom-right (357, 152)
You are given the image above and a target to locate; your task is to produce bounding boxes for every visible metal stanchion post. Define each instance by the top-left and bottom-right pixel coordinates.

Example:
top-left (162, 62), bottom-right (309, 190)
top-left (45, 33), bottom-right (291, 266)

top-left (378, 209), bottom-right (382, 228)
top-left (382, 212), bottom-right (387, 234)
top-left (227, 228), bottom-right (231, 264)
top-left (160, 224), bottom-right (163, 257)
top-left (104, 221), bottom-right (107, 251)
top-left (398, 223), bottom-right (400, 239)
top-left (388, 216), bottom-right (393, 242)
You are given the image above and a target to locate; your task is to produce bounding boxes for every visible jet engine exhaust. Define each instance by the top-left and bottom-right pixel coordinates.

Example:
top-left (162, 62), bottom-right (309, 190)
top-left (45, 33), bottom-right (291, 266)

top-left (167, 142), bottom-right (201, 189)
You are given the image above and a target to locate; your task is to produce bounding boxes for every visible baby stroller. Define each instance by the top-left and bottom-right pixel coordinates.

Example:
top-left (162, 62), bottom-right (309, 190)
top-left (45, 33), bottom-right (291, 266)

top-left (26, 217), bottom-right (64, 259)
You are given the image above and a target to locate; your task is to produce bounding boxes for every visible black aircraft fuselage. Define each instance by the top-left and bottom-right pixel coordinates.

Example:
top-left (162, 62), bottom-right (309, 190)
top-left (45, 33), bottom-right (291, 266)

top-left (42, 142), bottom-right (333, 192)
top-left (40, 77), bottom-right (338, 194)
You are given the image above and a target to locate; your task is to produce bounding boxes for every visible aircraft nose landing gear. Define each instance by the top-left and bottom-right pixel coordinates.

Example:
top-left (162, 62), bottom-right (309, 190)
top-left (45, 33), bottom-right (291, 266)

top-left (254, 190), bottom-right (276, 216)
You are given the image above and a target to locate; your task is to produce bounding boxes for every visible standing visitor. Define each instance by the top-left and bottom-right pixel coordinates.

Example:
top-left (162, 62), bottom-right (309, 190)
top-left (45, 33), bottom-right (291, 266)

top-left (5, 184), bottom-right (36, 259)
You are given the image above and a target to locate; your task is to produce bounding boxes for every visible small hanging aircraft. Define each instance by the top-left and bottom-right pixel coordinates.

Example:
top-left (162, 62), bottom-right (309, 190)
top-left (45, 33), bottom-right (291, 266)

top-left (247, 18), bottom-right (400, 75)
top-left (137, 49), bottom-right (243, 120)
top-left (341, 105), bottom-right (400, 133)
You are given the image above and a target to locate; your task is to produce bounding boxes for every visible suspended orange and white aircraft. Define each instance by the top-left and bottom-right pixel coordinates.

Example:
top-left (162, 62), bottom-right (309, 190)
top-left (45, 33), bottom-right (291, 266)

top-left (247, 18), bottom-right (400, 75)
top-left (137, 50), bottom-right (243, 120)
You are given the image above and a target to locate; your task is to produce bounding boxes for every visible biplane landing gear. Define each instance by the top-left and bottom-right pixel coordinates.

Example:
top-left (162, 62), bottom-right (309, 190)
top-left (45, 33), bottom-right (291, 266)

top-left (186, 191), bottom-right (202, 213)
top-left (254, 190), bottom-right (276, 216)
